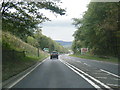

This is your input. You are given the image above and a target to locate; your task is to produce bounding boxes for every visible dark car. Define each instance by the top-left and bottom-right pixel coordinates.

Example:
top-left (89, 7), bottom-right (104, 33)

top-left (50, 51), bottom-right (59, 59)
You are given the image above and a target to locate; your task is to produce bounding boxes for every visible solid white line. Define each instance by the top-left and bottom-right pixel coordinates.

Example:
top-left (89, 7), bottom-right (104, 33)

top-left (66, 62), bottom-right (112, 89)
top-left (100, 69), bottom-right (120, 78)
top-left (60, 59), bottom-right (113, 90)
top-left (59, 59), bottom-right (102, 89)
top-left (8, 59), bottom-right (47, 88)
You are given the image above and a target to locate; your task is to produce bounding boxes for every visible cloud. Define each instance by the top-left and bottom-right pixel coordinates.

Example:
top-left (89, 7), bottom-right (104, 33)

top-left (42, 19), bottom-right (74, 28)
top-left (42, 19), bottom-right (76, 41)
top-left (42, 26), bottom-right (76, 41)
top-left (41, 0), bottom-right (90, 41)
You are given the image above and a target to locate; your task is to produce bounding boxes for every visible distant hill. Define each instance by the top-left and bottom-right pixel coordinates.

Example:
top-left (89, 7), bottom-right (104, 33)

top-left (55, 40), bottom-right (72, 48)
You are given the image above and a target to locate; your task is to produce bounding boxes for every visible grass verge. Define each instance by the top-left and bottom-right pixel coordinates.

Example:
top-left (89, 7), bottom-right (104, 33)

top-left (69, 54), bottom-right (118, 63)
top-left (2, 54), bottom-right (48, 82)
top-left (2, 31), bottom-right (49, 81)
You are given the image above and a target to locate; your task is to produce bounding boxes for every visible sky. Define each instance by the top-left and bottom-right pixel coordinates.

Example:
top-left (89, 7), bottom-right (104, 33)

top-left (41, 0), bottom-right (91, 42)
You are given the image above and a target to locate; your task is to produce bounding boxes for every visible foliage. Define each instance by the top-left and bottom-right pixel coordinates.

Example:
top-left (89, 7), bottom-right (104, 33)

top-left (72, 2), bottom-right (120, 58)
top-left (1, 1), bottom-right (65, 41)
top-left (2, 30), bottom-right (68, 57)
top-left (2, 31), bottom-right (45, 57)
top-left (33, 30), bottom-right (68, 53)
top-left (2, 31), bottom-right (49, 81)
top-left (3, 54), bottom-right (48, 81)
top-left (27, 36), bottom-right (38, 47)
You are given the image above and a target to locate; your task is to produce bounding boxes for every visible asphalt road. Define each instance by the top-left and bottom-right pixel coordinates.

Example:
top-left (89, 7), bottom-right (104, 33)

top-left (10, 55), bottom-right (119, 89)
top-left (13, 58), bottom-right (95, 88)
top-left (61, 55), bottom-right (119, 88)
top-left (62, 55), bottom-right (119, 75)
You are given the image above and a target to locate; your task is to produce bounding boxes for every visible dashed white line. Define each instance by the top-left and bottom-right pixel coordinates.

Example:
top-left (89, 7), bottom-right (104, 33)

top-left (75, 61), bottom-right (81, 63)
top-left (100, 69), bottom-right (120, 78)
top-left (107, 84), bottom-right (119, 87)
top-left (59, 59), bottom-right (101, 89)
top-left (82, 63), bottom-right (91, 67)
top-left (60, 59), bottom-right (113, 90)
top-left (75, 61), bottom-right (91, 67)
top-left (84, 63), bottom-right (88, 66)
top-left (96, 77), bottom-right (107, 79)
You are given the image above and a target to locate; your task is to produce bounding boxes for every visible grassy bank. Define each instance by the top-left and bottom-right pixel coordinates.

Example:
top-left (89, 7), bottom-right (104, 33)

top-left (70, 54), bottom-right (118, 63)
top-left (2, 55), bottom-right (48, 81)
top-left (2, 31), bottom-right (48, 81)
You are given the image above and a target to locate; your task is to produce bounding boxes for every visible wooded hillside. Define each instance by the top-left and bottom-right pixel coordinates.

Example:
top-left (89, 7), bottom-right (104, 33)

top-left (72, 2), bottom-right (120, 58)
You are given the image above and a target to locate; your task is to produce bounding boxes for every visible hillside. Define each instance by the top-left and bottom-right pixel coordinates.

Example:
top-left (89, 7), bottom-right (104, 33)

top-left (55, 40), bottom-right (72, 48)
top-left (2, 31), bottom-right (48, 81)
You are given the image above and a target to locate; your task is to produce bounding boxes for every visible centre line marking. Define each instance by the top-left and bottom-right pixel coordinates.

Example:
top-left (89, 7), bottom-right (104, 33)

top-left (76, 61), bottom-right (81, 63)
top-left (84, 63), bottom-right (88, 66)
top-left (60, 59), bottom-right (113, 90)
top-left (100, 69), bottom-right (120, 78)
top-left (59, 59), bottom-right (101, 89)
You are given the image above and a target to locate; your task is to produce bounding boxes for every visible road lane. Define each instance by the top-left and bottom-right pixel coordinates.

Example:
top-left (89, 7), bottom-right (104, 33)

top-left (63, 55), bottom-right (119, 76)
top-left (61, 55), bottom-right (119, 88)
top-left (12, 58), bottom-right (95, 88)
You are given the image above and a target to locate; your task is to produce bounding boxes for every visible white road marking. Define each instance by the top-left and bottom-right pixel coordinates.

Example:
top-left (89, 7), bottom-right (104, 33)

top-left (8, 59), bottom-right (47, 88)
top-left (84, 63), bottom-right (88, 66)
top-left (107, 84), bottom-right (119, 87)
top-left (73, 61), bottom-right (91, 67)
top-left (75, 61), bottom-right (81, 63)
top-left (100, 69), bottom-right (120, 78)
top-left (60, 59), bottom-right (113, 90)
top-left (59, 59), bottom-right (101, 89)
top-left (68, 55), bottom-right (118, 66)
top-left (96, 77), bottom-right (107, 79)
top-left (113, 78), bottom-right (120, 81)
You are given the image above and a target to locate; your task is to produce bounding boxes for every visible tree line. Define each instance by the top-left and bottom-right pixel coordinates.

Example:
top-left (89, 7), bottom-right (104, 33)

top-left (27, 30), bottom-right (68, 53)
top-left (1, 0), bottom-right (68, 53)
top-left (72, 2), bottom-right (120, 58)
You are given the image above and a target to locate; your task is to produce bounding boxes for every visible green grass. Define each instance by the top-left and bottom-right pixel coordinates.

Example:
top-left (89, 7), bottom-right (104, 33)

top-left (2, 31), bottom-right (49, 81)
top-left (2, 55), bottom-right (48, 81)
top-left (2, 31), bottom-right (44, 57)
top-left (69, 54), bottom-right (118, 63)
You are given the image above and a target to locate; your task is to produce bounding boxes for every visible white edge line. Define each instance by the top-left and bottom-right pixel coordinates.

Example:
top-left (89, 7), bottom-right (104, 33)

top-left (100, 69), bottom-right (120, 78)
top-left (60, 59), bottom-right (113, 90)
top-left (66, 61), bottom-right (112, 89)
top-left (8, 59), bottom-right (47, 88)
top-left (59, 59), bottom-right (101, 89)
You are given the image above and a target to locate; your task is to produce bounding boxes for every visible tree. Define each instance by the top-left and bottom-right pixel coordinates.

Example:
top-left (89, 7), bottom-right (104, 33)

top-left (1, 0), bottom-right (65, 41)
top-left (27, 36), bottom-right (38, 47)
top-left (33, 29), bottom-right (68, 53)
top-left (72, 2), bottom-right (120, 57)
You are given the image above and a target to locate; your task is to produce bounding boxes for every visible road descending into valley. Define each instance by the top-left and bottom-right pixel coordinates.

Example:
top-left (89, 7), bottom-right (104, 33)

top-left (8, 55), bottom-right (119, 89)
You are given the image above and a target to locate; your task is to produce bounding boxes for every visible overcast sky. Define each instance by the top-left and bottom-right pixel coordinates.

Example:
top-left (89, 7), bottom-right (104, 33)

top-left (41, 0), bottom-right (91, 42)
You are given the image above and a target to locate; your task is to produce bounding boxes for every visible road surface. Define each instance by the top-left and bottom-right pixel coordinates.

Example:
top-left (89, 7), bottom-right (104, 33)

top-left (9, 55), bottom-right (119, 89)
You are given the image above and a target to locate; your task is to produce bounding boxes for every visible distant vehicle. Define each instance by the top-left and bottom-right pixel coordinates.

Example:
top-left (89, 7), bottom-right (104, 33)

top-left (50, 51), bottom-right (59, 59)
